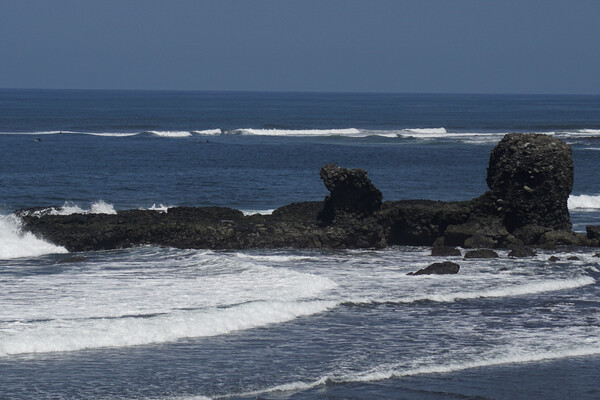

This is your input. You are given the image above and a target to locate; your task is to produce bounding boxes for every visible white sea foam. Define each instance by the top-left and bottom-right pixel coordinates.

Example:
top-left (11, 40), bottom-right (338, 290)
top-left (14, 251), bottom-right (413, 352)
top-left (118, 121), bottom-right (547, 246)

top-left (148, 131), bottom-right (192, 137)
top-left (27, 200), bottom-right (118, 216)
top-left (0, 214), bottom-right (67, 259)
top-left (146, 203), bottom-right (171, 212)
top-left (240, 209), bottom-right (275, 216)
top-left (404, 127), bottom-right (448, 134)
top-left (344, 276), bottom-right (595, 305)
top-left (566, 129), bottom-right (600, 136)
top-left (0, 300), bottom-right (336, 356)
top-left (568, 194), bottom-right (600, 210)
top-left (225, 345), bottom-right (600, 399)
top-left (192, 129), bottom-right (222, 135)
top-left (234, 128), bottom-right (362, 137)
top-left (85, 132), bottom-right (139, 137)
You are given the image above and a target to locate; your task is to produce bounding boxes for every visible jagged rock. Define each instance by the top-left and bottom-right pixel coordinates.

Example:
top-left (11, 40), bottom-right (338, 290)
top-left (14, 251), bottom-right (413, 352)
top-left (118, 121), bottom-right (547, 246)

top-left (549, 256), bottom-right (560, 262)
top-left (464, 249), bottom-right (499, 259)
top-left (508, 246), bottom-right (537, 258)
top-left (486, 133), bottom-right (573, 231)
top-left (587, 226), bottom-right (600, 241)
top-left (318, 164), bottom-right (382, 224)
top-left (443, 219), bottom-right (515, 248)
top-left (538, 230), bottom-right (594, 248)
top-left (431, 246), bottom-right (461, 257)
top-left (16, 135), bottom-right (600, 253)
top-left (408, 261), bottom-right (460, 276)
top-left (382, 200), bottom-right (470, 246)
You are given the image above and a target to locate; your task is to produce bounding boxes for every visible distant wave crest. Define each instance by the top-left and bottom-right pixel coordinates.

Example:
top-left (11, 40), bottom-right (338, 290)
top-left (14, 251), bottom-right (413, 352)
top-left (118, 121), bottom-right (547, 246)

top-left (568, 194), bottom-right (600, 210)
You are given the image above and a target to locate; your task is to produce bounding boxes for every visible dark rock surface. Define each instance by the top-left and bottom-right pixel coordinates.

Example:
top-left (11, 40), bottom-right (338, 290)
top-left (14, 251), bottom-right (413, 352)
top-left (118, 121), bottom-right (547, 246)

top-left (587, 226), bottom-right (600, 241)
top-left (318, 163), bottom-right (382, 224)
top-left (408, 261), bottom-right (460, 276)
top-left (508, 246), bottom-right (537, 258)
top-left (431, 246), bottom-right (462, 257)
top-left (17, 133), bottom-right (600, 252)
top-left (486, 133), bottom-right (573, 232)
top-left (464, 249), bottom-right (499, 259)
top-left (549, 256), bottom-right (560, 262)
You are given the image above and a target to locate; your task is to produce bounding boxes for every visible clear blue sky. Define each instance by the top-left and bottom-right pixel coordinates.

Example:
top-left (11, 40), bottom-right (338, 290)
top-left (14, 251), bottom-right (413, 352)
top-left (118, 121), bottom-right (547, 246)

top-left (1, 0), bottom-right (599, 94)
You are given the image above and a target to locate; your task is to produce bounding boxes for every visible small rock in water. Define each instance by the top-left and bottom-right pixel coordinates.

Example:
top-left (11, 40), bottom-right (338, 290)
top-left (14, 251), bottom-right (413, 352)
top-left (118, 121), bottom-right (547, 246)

top-left (548, 256), bottom-right (560, 262)
top-left (464, 249), bottom-right (499, 259)
top-left (567, 256), bottom-right (581, 261)
top-left (408, 261), bottom-right (460, 276)
top-left (593, 253), bottom-right (600, 258)
top-left (508, 246), bottom-right (537, 258)
top-left (431, 246), bottom-right (461, 257)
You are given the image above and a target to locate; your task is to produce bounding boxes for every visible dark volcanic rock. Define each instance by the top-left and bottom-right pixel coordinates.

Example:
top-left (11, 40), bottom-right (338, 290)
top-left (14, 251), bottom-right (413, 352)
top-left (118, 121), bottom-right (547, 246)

top-left (409, 261), bottom-right (460, 276)
top-left (17, 134), bottom-right (600, 253)
top-left (508, 246), bottom-right (537, 258)
top-left (587, 226), bottom-right (600, 241)
top-left (464, 249), bottom-right (499, 259)
top-left (486, 133), bottom-right (573, 231)
top-left (382, 200), bottom-right (471, 246)
top-left (431, 246), bottom-right (461, 257)
top-left (318, 164), bottom-right (382, 224)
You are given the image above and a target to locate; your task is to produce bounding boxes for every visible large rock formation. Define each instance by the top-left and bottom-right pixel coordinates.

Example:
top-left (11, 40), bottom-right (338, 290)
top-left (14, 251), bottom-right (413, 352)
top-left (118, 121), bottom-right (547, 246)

top-left (318, 163), bottom-right (382, 224)
top-left (486, 133), bottom-right (573, 231)
top-left (17, 133), bottom-right (600, 252)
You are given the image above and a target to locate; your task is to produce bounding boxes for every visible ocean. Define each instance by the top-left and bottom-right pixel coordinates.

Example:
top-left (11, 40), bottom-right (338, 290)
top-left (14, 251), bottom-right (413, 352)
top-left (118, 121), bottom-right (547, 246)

top-left (1, 89), bottom-right (600, 399)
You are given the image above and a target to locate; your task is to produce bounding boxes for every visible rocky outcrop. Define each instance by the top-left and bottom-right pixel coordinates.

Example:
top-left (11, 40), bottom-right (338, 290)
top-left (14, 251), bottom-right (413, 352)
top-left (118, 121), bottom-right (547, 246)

top-left (508, 246), bottom-right (537, 258)
top-left (318, 163), bottom-right (382, 224)
top-left (17, 133), bottom-right (600, 252)
top-left (486, 133), bottom-right (573, 231)
top-left (408, 261), bottom-right (460, 276)
top-left (464, 249), bottom-right (499, 259)
top-left (431, 246), bottom-right (461, 257)
top-left (587, 226), bottom-right (600, 241)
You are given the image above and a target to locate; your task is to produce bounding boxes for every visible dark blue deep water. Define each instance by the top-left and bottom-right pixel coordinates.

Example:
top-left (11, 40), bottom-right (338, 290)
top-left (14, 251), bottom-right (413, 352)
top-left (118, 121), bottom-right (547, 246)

top-left (1, 90), bottom-right (600, 399)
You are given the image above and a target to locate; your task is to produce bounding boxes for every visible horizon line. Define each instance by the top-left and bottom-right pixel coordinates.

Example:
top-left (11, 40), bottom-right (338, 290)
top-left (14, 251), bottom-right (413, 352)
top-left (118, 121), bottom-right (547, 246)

top-left (1, 87), bottom-right (599, 97)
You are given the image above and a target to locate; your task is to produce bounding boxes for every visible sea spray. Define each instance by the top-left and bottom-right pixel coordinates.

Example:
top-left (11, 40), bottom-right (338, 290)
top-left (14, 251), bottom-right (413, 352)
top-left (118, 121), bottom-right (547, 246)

top-left (0, 214), bottom-right (67, 259)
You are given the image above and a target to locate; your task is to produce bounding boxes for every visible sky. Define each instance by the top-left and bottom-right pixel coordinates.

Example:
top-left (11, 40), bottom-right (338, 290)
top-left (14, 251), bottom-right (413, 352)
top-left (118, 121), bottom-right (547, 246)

top-left (1, 0), bottom-right (599, 94)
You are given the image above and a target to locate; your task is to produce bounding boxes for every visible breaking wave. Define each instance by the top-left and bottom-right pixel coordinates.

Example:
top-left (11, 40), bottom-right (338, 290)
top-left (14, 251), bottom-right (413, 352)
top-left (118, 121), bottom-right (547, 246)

top-left (0, 214), bottom-right (67, 259)
top-left (22, 200), bottom-right (117, 217)
top-left (343, 276), bottom-right (596, 305)
top-left (147, 131), bottom-right (192, 137)
top-left (568, 194), bottom-right (600, 210)
top-left (2, 127), bottom-right (600, 143)
top-left (233, 128), bottom-right (362, 137)
top-left (229, 345), bottom-right (600, 399)
top-left (0, 300), bottom-right (336, 356)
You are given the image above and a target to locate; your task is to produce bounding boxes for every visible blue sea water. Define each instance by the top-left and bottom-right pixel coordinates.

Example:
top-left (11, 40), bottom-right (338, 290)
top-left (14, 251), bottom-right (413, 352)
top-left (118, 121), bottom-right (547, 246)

top-left (1, 89), bottom-right (600, 399)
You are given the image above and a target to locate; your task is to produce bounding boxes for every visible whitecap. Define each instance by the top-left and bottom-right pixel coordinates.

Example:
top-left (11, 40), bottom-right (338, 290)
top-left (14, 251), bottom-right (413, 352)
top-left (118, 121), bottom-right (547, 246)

top-left (234, 128), bottom-right (362, 137)
top-left (192, 129), bottom-right (222, 135)
top-left (568, 194), bottom-right (600, 210)
top-left (0, 214), bottom-right (67, 259)
top-left (147, 131), bottom-right (192, 137)
top-left (0, 300), bottom-right (336, 356)
top-left (240, 209), bottom-right (275, 216)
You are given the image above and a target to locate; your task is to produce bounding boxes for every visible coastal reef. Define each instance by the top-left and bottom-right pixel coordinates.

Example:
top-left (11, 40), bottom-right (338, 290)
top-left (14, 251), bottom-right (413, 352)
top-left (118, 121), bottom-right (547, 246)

top-left (19, 133), bottom-right (600, 252)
